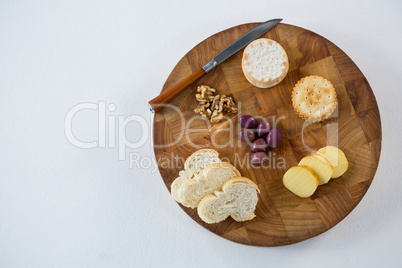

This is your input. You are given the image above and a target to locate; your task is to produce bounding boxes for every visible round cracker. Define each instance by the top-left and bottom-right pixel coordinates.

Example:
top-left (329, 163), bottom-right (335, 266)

top-left (291, 75), bottom-right (337, 123)
top-left (242, 38), bottom-right (289, 88)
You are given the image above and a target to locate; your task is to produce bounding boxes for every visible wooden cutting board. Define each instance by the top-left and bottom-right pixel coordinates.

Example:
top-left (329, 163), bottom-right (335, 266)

top-left (153, 23), bottom-right (382, 246)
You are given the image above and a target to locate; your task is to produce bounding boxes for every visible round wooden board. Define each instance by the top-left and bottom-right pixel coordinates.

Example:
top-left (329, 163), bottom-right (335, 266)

top-left (153, 23), bottom-right (382, 246)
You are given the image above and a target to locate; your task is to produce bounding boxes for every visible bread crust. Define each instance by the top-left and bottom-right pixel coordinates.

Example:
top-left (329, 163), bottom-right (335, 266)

top-left (202, 162), bottom-right (241, 177)
top-left (221, 177), bottom-right (260, 193)
top-left (231, 213), bottom-right (256, 222)
top-left (170, 171), bottom-right (188, 202)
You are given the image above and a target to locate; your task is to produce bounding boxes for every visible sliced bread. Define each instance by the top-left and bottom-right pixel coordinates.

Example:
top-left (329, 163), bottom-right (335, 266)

top-left (170, 149), bottom-right (220, 203)
top-left (197, 177), bottom-right (260, 224)
top-left (178, 162), bottom-right (241, 208)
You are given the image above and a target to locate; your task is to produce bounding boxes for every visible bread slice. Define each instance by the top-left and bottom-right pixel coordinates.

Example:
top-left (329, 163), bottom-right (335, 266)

top-left (170, 171), bottom-right (188, 202)
top-left (170, 149), bottom-right (220, 203)
top-left (178, 162), bottom-right (241, 208)
top-left (242, 38), bottom-right (289, 88)
top-left (197, 177), bottom-right (260, 224)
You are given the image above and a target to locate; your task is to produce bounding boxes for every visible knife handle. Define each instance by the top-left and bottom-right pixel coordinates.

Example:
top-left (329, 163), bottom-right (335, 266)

top-left (148, 67), bottom-right (206, 113)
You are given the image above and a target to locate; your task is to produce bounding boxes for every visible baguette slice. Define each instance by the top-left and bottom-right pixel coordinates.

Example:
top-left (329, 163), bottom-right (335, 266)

top-left (178, 162), bottom-right (241, 208)
top-left (170, 170), bottom-right (188, 202)
top-left (299, 153), bottom-right (333, 185)
top-left (317, 146), bottom-right (348, 178)
top-left (197, 177), bottom-right (260, 224)
top-left (283, 166), bottom-right (319, 198)
top-left (171, 149), bottom-right (220, 203)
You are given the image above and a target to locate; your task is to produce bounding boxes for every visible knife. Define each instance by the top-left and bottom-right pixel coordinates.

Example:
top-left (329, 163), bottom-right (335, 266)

top-left (148, 18), bottom-right (282, 113)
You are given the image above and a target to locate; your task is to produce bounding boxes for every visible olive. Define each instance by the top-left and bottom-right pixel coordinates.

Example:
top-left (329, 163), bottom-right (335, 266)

top-left (250, 152), bottom-right (269, 166)
top-left (250, 138), bottom-right (268, 153)
top-left (266, 128), bottom-right (282, 148)
top-left (238, 129), bottom-right (255, 143)
top-left (239, 115), bottom-right (258, 129)
top-left (257, 120), bottom-right (271, 137)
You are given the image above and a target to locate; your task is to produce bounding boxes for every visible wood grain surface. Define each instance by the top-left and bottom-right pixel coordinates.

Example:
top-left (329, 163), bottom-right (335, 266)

top-left (152, 23), bottom-right (382, 246)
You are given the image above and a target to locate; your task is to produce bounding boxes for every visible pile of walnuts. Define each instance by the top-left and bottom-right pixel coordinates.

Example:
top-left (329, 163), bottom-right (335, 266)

top-left (193, 85), bottom-right (238, 123)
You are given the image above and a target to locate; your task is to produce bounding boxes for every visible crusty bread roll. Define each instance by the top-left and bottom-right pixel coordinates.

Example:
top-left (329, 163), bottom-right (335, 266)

top-left (171, 149), bottom-right (220, 203)
top-left (197, 177), bottom-right (260, 224)
top-left (242, 38), bottom-right (289, 88)
top-left (178, 162), bottom-right (241, 208)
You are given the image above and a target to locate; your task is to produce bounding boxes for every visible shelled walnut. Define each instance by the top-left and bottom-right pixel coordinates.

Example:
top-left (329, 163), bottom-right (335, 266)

top-left (195, 85), bottom-right (216, 102)
top-left (193, 85), bottom-right (237, 123)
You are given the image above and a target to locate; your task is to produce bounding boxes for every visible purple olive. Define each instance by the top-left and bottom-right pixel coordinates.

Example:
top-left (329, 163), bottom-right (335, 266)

top-left (250, 152), bottom-right (269, 166)
top-left (238, 129), bottom-right (255, 143)
top-left (250, 138), bottom-right (268, 153)
top-left (257, 121), bottom-right (271, 137)
top-left (266, 128), bottom-right (282, 148)
top-left (239, 115), bottom-right (258, 129)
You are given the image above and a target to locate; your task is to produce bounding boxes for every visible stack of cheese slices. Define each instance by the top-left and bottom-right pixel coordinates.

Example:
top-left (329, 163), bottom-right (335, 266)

top-left (171, 149), bottom-right (260, 224)
top-left (283, 146), bottom-right (349, 197)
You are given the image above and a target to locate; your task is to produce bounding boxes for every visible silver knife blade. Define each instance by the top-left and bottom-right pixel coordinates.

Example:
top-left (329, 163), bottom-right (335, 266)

top-left (202, 18), bottom-right (282, 73)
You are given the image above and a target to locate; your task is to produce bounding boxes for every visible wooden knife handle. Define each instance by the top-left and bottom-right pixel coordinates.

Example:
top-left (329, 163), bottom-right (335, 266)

top-left (148, 67), bottom-right (206, 113)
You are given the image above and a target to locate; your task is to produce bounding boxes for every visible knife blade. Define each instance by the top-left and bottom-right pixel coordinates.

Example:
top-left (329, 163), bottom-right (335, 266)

top-left (148, 18), bottom-right (282, 113)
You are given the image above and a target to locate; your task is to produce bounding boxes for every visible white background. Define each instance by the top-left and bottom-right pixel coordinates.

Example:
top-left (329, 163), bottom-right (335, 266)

top-left (1, 0), bottom-right (401, 267)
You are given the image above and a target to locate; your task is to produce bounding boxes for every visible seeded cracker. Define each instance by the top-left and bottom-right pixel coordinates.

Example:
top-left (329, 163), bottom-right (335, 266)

top-left (291, 75), bottom-right (337, 123)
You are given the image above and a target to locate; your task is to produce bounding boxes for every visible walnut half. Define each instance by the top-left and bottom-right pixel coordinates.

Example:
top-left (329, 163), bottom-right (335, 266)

top-left (220, 95), bottom-right (238, 114)
top-left (210, 110), bottom-right (224, 123)
top-left (195, 85), bottom-right (216, 102)
top-left (193, 85), bottom-right (237, 123)
top-left (194, 102), bottom-right (212, 119)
